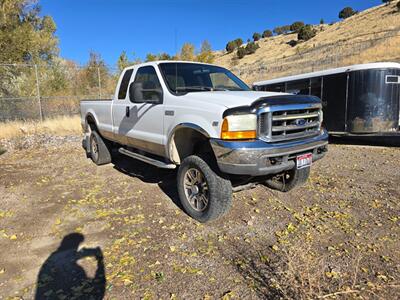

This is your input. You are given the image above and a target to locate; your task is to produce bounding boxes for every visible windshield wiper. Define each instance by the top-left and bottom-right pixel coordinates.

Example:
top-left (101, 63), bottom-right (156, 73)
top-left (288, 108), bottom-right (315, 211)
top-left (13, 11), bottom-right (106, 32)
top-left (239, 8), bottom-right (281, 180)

top-left (176, 86), bottom-right (213, 92)
top-left (176, 86), bottom-right (234, 92)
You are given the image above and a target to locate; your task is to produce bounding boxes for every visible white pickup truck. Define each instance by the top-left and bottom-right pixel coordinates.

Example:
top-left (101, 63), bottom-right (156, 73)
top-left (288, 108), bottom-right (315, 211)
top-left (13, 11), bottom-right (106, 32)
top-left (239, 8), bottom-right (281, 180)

top-left (80, 61), bottom-right (328, 222)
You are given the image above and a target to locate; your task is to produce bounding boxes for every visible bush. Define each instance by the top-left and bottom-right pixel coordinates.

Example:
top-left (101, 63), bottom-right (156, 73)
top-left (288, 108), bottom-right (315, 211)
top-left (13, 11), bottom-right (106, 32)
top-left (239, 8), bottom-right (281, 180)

top-left (273, 25), bottom-right (291, 35)
top-left (287, 40), bottom-right (298, 47)
top-left (320, 19), bottom-right (324, 24)
top-left (339, 7), bottom-right (357, 19)
top-left (226, 41), bottom-right (236, 53)
top-left (234, 38), bottom-right (243, 47)
top-left (298, 25), bottom-right (316, 41)
top-left (245, 42), bottom-right (260, 54)
top-left (290, 21), bottom-right (305, 33)
top-left (253, 32), bottom-right (261, 41)
top-left (262, 30), bottom-right (273, 38)
top-left (237, 47), bottom-right (247, 59)
top-left (397, 2), bottom-right (400, 11)
top-left (382, 0), bottom-right (394, 4)
top-left (236, 42), bottom-right (260, 59)
top-left (226, 38), bottom-right (243, 53)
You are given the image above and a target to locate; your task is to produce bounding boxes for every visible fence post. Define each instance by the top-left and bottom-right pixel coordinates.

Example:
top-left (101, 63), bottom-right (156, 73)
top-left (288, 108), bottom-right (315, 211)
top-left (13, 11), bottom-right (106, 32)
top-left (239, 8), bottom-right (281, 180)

top-left (97, 67), bottom-right (102, 98)
top-left (34, 64), bottom-right (43, 122)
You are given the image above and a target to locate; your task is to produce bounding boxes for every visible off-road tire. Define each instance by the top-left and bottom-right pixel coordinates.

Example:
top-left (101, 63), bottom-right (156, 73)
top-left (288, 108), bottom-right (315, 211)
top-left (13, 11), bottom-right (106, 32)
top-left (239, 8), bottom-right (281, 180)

top-left (89, 131), bottom-right (112, 165)
top-left (264, 167), bottom-right (310, 192)
top-left (177, 155), bottom-right (232, 223)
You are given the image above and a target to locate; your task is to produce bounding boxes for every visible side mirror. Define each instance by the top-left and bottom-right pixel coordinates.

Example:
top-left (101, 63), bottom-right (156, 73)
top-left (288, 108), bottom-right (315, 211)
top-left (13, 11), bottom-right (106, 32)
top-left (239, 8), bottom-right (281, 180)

top-left (129, 82), bottom-right (163, 104)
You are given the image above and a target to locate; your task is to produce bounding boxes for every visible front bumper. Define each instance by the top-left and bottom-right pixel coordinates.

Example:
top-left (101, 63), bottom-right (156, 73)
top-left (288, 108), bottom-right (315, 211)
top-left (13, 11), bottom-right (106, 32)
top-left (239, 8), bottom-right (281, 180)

top-left (210, 129), bottom-right (329, 176)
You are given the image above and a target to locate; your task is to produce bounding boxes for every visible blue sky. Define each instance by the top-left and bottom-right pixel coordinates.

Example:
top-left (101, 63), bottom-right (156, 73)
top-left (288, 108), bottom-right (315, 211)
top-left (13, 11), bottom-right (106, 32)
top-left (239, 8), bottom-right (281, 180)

top-left (40, 0), bottom-right (381, 67)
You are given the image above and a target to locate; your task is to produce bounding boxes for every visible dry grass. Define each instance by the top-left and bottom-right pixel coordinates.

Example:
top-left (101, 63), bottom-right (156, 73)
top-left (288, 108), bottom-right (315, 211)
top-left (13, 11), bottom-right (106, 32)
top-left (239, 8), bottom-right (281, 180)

top-left (0, 115), bottom-right (82, 140)
top-left (215, 1), bottom-right (400, 83)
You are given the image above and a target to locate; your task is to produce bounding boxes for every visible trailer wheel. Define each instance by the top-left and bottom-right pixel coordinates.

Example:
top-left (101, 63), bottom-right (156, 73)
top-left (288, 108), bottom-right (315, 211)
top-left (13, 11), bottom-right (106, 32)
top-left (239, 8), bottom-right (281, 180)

top-left (89, 131), bottom-right (112, 165)
top-left (264, 167), bottom-right (310, 192)
top-left (177, 155), bottom-right (232, 223)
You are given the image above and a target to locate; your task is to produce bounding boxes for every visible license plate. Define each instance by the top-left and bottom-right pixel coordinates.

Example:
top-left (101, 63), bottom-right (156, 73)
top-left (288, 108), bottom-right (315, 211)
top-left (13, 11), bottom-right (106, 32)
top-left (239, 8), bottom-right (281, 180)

top-left (296, 153), bottom-right (312, 169)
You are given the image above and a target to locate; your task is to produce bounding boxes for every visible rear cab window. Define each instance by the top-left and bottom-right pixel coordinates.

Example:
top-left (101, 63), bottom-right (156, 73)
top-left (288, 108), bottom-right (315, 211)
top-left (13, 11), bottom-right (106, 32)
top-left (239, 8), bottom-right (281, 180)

top-left (118, 69), bottom-right (134, 99)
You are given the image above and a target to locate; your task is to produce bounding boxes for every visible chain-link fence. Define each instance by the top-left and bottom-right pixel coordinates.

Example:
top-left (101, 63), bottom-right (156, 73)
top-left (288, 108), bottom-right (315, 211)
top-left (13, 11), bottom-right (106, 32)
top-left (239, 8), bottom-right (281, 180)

top-left (0, 62), bottom-right (119, 122)
top-left (1, 29), bottom-right (400, 122)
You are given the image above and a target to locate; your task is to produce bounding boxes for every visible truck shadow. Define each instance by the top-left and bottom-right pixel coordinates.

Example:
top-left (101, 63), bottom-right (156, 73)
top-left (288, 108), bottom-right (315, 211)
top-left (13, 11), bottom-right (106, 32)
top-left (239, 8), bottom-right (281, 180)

top-left (329, 135), bottom-right (400, 147)
top-left (111, 153), bottom-right (182, 209)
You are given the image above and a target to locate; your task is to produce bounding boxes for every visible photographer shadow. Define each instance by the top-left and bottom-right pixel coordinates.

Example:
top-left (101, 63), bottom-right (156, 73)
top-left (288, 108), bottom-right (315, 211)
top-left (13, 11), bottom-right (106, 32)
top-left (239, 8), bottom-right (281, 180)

top-left (35, 233), bottom-right (105, 300)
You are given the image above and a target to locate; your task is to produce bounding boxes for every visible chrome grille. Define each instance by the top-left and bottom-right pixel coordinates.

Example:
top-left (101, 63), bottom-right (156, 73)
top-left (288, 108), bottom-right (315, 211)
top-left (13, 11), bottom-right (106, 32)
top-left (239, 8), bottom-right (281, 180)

top-left (258, 106), bottom-right (322, 142)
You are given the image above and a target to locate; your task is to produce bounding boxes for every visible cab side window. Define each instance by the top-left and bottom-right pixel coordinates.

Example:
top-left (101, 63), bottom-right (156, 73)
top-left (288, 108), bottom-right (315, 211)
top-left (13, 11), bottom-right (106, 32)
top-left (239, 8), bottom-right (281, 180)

top-left (118, 69), bottom-right (134, 100)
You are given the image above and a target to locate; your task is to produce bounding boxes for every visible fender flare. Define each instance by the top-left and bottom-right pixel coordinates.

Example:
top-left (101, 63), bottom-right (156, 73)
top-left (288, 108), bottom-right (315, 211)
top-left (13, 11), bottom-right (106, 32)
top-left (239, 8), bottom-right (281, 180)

top-left (166, 123), bottom-right (210, 162)
top-left (84, 112), bottom-right (99, 132)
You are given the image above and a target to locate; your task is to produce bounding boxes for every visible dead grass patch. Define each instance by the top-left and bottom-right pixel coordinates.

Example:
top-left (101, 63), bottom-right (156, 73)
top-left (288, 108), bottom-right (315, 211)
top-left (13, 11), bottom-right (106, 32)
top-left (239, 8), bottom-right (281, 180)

top-left (0, 115), bottom-right (81, 140)
top-left (228, 236), bottom-right (399, 300)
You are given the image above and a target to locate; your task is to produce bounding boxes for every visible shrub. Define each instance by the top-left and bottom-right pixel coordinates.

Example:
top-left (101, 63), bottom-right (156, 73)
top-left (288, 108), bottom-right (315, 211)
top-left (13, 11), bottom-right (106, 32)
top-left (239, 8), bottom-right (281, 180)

top-left (320, 19), bottom-right (324, 24)
top-left (397, 2), bottom-right (400, 11)
top-left (382, 0), bottom-right (394, 4)
top-left (290, 21), bottom-right (305, 33)
top-left (226, 38), bottom-right (243, 53)
top-left (253, 32), bottom-right (261, 41)
top-left (234, 38), bottom-right (243, 47)
top-left (226, 41), bottom-right (236, 53)
top-left (245, 42), bottom-right (260, 54)
top-left (339, 7), bottom-right (357, 19)
top-left (236, 42), bottom-right (260, 59)
top-left (262, 29), bottom-right (273, 38)
top-left (298, 25), bottom-right (316, 41)
top-left (237, 47), bottom-right (247, 59)
top-left (287, 40), bottom-right (298, 47)
top-left (273, 25), bottom-right (291, 35)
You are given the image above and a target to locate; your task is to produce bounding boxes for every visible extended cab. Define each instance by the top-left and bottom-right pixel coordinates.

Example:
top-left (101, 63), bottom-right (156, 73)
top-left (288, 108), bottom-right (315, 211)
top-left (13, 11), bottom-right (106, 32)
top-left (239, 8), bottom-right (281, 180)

top-left (80, 61), bottom-right (328, 222)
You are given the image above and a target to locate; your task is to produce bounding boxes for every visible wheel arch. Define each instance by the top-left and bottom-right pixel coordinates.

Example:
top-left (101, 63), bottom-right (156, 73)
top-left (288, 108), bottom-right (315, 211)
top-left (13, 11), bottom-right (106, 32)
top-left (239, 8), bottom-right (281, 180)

top-left (167, 123), bottom-right (215, 164)
top-left (85, 112), bottom-right (99, 132)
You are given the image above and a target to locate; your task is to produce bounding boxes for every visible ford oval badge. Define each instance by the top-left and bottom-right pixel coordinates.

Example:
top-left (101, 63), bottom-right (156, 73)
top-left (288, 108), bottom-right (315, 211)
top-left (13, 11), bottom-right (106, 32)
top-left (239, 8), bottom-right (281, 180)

top-left (295, 119), bottom-right (306, 126)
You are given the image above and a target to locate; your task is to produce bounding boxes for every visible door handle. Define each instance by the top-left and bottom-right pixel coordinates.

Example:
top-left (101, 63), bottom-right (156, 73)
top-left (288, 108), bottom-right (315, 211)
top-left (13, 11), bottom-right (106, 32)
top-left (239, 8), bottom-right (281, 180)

top-left (126, 106), bottom-right (130, 117)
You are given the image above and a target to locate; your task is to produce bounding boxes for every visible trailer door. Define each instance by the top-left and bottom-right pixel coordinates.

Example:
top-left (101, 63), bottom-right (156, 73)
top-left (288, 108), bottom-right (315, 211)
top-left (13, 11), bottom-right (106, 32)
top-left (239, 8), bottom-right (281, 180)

top-left (322, 73), bottom-right (348, 132)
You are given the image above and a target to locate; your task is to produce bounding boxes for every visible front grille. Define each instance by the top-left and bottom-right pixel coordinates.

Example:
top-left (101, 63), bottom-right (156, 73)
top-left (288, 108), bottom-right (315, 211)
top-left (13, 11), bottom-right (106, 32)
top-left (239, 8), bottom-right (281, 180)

top-left (258, 107), bottom-right (322, 142)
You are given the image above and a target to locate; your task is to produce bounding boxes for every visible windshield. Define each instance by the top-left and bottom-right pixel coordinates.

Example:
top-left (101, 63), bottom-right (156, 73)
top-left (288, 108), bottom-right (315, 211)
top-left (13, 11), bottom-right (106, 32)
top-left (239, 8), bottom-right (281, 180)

top-left (159, 63), bottom-right (250, 94)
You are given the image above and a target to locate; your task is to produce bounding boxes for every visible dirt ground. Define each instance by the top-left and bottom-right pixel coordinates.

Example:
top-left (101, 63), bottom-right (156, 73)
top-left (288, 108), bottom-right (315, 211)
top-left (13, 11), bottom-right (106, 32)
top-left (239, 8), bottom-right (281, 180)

top-left (0, 137), bottom-right (399, 300)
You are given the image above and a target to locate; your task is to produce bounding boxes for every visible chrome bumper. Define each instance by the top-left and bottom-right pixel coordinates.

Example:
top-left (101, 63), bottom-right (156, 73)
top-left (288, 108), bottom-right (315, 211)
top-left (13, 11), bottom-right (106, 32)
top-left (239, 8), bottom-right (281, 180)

top-left (210, 129), bottom-right (329, 176)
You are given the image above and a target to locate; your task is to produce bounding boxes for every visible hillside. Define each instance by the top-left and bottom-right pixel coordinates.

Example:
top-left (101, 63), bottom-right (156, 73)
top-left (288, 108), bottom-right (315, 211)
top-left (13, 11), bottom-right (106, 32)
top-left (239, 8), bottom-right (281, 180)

top-left (214, 2), bottom-right (400, 84)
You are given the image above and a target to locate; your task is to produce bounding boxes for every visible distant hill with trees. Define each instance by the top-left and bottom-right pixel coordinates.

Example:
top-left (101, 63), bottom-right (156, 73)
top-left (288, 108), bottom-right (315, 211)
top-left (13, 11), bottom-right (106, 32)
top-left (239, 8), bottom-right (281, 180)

top-left (214, 1), bottom-right (400, 84)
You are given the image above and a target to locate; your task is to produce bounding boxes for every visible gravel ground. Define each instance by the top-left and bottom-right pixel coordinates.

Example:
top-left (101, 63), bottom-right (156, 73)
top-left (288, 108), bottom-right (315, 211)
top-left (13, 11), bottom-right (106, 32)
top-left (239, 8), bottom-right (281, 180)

top-left (0, 136), bottom-right (399, 299)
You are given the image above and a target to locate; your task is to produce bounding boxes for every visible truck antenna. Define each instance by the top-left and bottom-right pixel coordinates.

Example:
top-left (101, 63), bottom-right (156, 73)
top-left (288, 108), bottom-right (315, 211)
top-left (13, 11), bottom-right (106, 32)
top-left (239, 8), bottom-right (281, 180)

top-left (175, 28), bottom-right (178, 95)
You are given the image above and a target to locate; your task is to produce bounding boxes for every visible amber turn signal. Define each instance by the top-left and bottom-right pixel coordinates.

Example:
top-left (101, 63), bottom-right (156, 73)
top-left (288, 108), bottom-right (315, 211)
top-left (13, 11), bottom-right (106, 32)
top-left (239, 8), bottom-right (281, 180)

top-left (221, 118), bottom-right (257, 140)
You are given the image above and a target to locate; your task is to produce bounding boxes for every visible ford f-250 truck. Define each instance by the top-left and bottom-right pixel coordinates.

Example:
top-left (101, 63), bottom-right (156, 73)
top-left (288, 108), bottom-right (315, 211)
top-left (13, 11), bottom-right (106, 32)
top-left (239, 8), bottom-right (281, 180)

top-left (80, 61), bottom-right (328, 222)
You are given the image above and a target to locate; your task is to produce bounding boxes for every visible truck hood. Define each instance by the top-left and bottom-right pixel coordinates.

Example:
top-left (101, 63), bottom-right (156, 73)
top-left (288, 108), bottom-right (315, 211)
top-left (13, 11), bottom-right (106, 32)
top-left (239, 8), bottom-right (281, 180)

top-left (178, 91), bottom-right (289, 108)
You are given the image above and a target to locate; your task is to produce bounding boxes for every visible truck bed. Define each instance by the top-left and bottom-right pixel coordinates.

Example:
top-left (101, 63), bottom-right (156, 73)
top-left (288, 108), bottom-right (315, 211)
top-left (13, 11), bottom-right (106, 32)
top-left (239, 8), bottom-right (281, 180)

top-left (80, 99), bottom-right (113, 136)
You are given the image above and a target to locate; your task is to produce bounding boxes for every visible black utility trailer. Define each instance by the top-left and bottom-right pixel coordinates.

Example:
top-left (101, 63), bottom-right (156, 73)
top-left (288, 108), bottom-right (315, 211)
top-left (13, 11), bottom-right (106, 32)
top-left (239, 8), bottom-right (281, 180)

top-left (253, 62), bottom-right (400, 144)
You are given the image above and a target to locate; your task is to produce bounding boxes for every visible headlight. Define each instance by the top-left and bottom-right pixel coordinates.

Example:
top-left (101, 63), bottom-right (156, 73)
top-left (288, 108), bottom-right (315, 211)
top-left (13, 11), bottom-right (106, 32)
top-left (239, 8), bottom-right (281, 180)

top-left (221, 114), bottom-right (257, 140)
